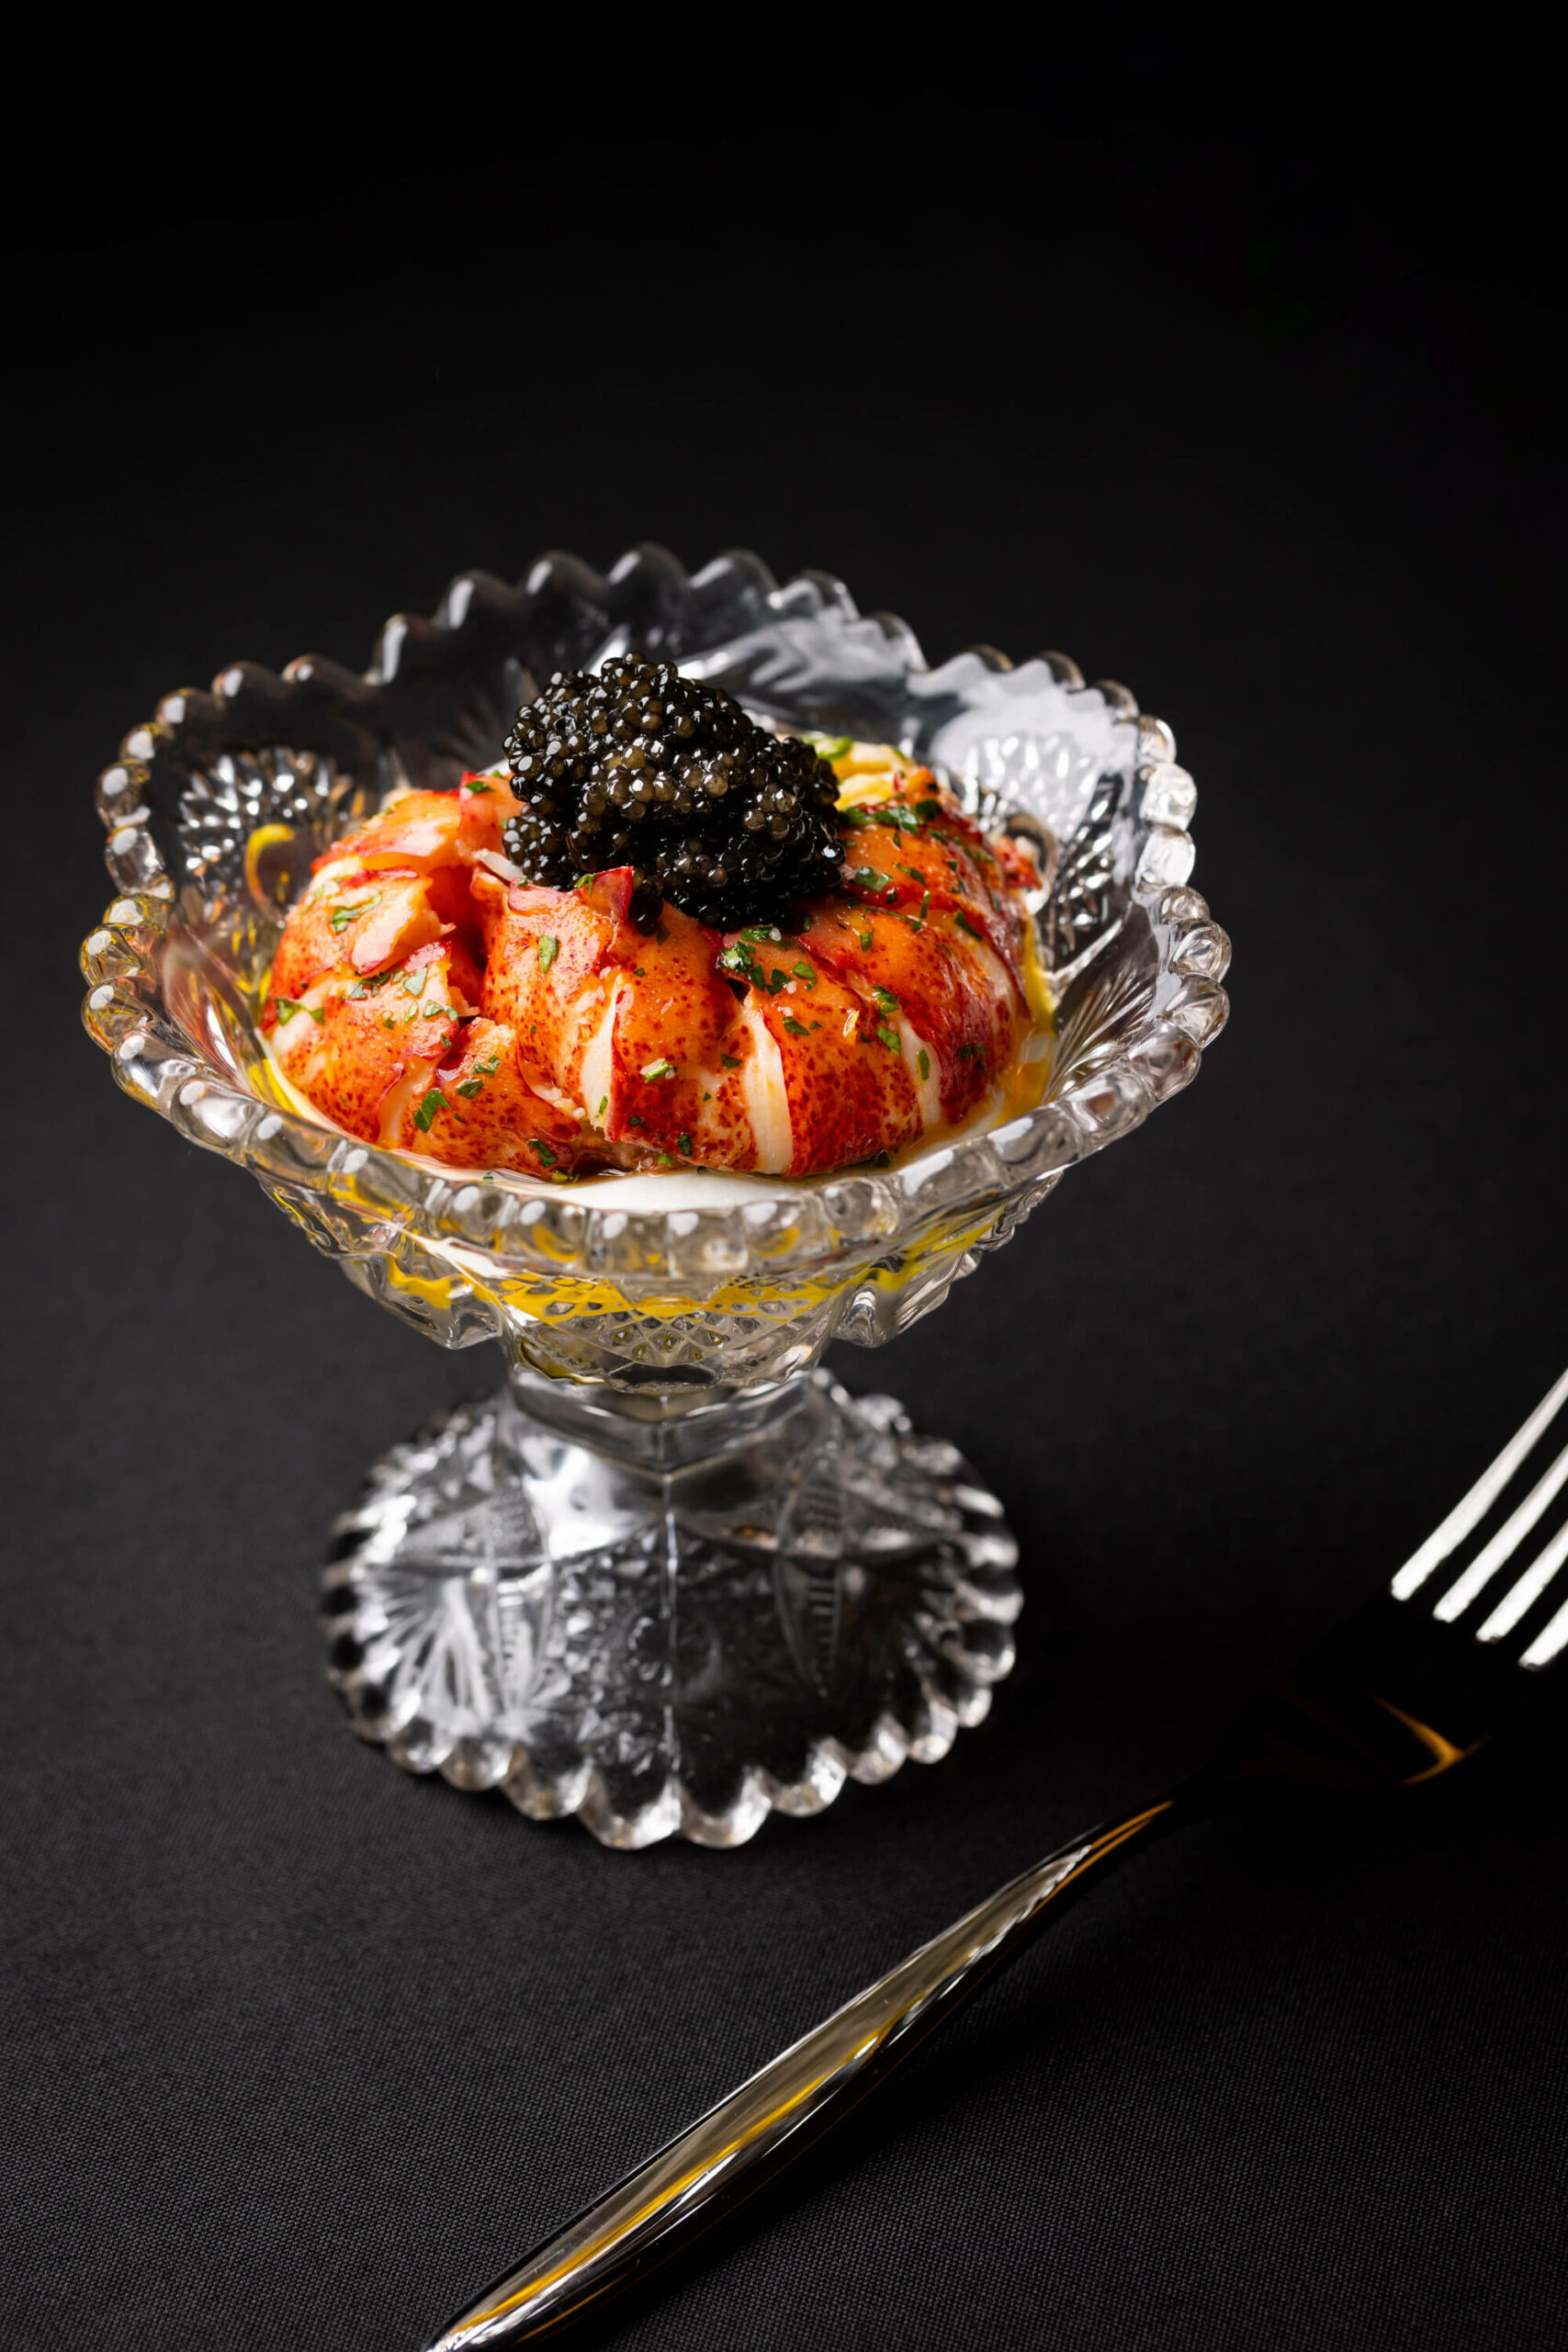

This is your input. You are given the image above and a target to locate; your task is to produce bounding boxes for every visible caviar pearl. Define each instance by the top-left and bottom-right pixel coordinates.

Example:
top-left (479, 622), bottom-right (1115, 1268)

top-left (502, 655), bottom-right (842, 929)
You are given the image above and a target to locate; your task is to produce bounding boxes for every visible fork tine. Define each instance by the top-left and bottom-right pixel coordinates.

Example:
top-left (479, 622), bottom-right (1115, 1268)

top-left (1391, 1366), bottom-right (1568, 1600)
top-left (1432, 1444), bottom-right (1568, 1621)
top-left (1476, 1519), bottom-right (1568, 1648)
top-left (1519, 1588), bottom-right (1568, 1669)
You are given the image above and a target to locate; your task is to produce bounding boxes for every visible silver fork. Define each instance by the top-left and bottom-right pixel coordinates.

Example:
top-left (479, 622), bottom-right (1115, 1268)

top-left (422, 1366), bottom-right (1568, 2350)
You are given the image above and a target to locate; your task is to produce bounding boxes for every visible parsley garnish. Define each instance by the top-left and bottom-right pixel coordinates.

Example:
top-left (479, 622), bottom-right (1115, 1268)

top-left (328, 892), bottom-right (378, 933)
top-left (858, 926), bottom-right (874, 951)
top-left (676, 1131), bottom-right (693, 1155)
top-left (792, 961), bottom-right (817, 986)
top-left (876, 1023), bottom-right (901, 1054)
top-left (913, 797), bottom-right (942, 822)
top-left (917, 1048), bottom-right (931, 1081)
top-left (640, 1057), bottom-right (677, 1081)
top-left (412, 1089), bottom-right (447, 1133)
top-left (782, 1014), bottom-right (808, 1036)
top-left (537, 934), bottom-right (559, 972)
top-left (529, 1138), bottom-right (558, 1166)
top-left (954, 1042), bottom-right (979, 1061)
top-left (626, 1114), bottom-right (649, 1131)
top-left (596, 1095), bottom-right (608, 1118)
top-left (273, 996), bottom-right (324, 1025)
top-left (719, 1053), bottom-right (740, 1069)
top-left (954, 911), bottom-right (984, 942)
top-left (873, 986), bottom-right (899, 1013)
top-left (455, 1077), bottom-right (485, 1099)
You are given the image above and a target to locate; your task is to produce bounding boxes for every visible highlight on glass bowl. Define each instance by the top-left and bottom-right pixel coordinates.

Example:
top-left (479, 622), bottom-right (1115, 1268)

top-left (80, 547), bottom-right (1230, 1849)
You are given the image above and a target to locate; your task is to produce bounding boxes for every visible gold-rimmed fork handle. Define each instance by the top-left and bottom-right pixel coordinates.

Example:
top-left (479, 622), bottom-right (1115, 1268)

top-left (422, 1801), bottom-right (1181, 2348)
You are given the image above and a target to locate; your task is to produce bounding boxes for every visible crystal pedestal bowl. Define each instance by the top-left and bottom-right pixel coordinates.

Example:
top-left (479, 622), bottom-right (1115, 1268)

top-left (80, 548), bottom-right (1230, 1849)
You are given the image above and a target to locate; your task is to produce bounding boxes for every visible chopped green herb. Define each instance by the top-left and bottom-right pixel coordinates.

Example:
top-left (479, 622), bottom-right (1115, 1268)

top-left (529, 1138), bottom-right (558, 1166)
top-left (764, 967), bottom-right (789, 994)
top-left (782, 1014), bottom-right (808, 1036)
top-left (813, 734), bottom-right (854, 761)
top-left (626, 1113), bottom-right (649, 1132)
top-left (400, 967), bottom-right (428, 996)
top-left (913, 797), bottom-right (942, 822)
top-left (537, 934), bottom-right (559, 972)
top-left (852, 867), bottom-right (889, 891)
top-left (717, 944), bottom-right (753, 976)
top-left (463, 779), bottom-right (491, 794)
top-left (858, 926), bottom-right (874, 951)
top-left (954, 911), bottom-right (984, 942)
top-left (412, 1088), bottom-right (447, 1133)
top-left (917, 1047), bottom-right (931, 1081)
top-left (454, 1077), bottom-right (484, 1099)
top-left (272, 996), bottom-right (324, 1025)
top-left (876, 1023), bottom-right (901, 1054)
top-left (719, 1053), bottom-right (741, 1069)
top-left (897, 863), bottom-right (924, 883)
top-left (634, 967), bottom-right (646, 978)
top-left (873, 985), bottom-right (899, 1013)
top-left (596, 1095), bottom-right (608, 1118)
top-left (676, 1131), bottom-right (693, 1155)
top-left (740, 924), bottom-right (782, 944)
top-left (920, 888), bottom-right (931, 921)
top-left (954, 1042), bottom-right (979, 1061)
top-left (328, 892), bottom-right (378, 934)
top-left (657, 1152), bottom-right (675, 1169)
top-left (792, 961), bottom-right (817, 986)
top-left (640, 1057), bottom-right (677, 1081)
top-left (476, 1050), bottom-right (500, 1075)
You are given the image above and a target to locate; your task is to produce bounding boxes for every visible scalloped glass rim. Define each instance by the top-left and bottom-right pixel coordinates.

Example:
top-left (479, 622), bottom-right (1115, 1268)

top-left (80, 547), bottom-right (1230, 1360)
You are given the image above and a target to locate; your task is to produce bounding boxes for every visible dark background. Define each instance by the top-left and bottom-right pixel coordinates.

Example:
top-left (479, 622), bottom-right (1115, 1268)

top-left (3, 41), bottom-right (1564, 2352)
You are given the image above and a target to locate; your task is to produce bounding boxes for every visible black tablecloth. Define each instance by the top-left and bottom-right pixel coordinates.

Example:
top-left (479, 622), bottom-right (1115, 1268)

top-left (4, 81), bottom-right (1564, 2352)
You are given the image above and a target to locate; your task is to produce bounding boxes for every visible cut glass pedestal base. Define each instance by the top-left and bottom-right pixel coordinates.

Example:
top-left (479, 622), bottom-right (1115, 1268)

top-left (321, 1368), bottom-right (1021, 1849)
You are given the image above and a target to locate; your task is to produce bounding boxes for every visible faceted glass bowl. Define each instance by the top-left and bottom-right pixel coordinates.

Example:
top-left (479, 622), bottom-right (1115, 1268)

top-left (80, 547), bottom-right (1230, 1847)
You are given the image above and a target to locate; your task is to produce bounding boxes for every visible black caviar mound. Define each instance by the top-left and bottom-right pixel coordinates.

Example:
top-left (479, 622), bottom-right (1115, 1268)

top-left (501, 655), bottom-right (843, 929)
